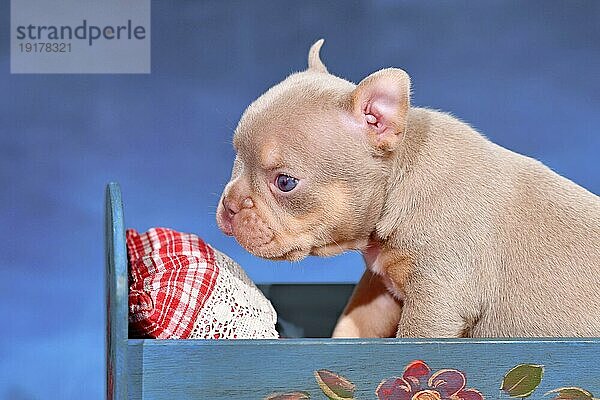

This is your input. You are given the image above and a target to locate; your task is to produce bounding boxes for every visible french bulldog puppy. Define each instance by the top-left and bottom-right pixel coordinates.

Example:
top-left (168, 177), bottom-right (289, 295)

top-left (216, 39), bottom-right (600, 337)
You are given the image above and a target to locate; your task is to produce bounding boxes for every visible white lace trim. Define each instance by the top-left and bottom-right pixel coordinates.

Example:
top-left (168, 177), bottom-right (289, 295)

top-left (190, 249), bottom-right (279, 339)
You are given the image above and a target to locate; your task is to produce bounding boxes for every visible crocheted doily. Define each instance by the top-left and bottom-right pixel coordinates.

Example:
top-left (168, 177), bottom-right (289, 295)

top-left (190, 249), bottom-right (278, 339)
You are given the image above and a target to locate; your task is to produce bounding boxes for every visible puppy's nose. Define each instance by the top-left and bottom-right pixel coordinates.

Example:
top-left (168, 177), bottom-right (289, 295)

top-left (222, 197), bottom-right (239, 217)
top-left (223, 196), bottom-right (254, 217)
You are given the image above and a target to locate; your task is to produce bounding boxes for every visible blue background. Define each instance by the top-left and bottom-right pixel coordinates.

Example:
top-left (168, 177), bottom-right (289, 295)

top-left (1, 1), bottom-right (598, 398)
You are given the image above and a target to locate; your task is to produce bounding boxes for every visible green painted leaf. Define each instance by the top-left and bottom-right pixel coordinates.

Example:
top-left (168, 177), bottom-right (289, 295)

top-left (314, 370), bottom-right (355, 400)
top-left (264, 391), bottom-right (311, 400)
top-left (545, 387), bottom-right (594, 400)
top-left (501, 364), bottom-right (544, 398)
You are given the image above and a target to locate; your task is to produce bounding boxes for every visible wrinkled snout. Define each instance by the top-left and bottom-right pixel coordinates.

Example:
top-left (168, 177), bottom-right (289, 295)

top-left (216, 184), bottom-right (275, 254)
top-left (217, 193), bottom-right (254, 235)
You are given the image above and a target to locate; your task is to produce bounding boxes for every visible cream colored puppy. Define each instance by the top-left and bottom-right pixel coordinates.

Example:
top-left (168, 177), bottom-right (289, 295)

top-left (216, 40), bottom-right (600, 338)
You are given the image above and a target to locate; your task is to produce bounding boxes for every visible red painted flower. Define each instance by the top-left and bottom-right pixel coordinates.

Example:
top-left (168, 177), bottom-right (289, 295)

top-left (376, 360), bottom-right (484, 400)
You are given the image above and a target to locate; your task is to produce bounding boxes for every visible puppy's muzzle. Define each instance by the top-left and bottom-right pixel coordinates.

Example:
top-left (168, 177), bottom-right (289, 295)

top-left (218, 196), bottom-right (250, 236)
top-left (217, 195), bottom-right (274, 248)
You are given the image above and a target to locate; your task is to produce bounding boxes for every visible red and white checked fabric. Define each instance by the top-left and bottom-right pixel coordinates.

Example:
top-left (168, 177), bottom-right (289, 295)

top-left (127, 228), bottom-right (219, 339)
top-left (126, 227), bottom-right (278, 339)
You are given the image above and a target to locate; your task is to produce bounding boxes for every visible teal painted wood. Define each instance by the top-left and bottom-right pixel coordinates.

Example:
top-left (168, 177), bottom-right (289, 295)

top-left (105, 183), bottom-right (128, 400)
top-left (126, 338), bottom-right (600, 399)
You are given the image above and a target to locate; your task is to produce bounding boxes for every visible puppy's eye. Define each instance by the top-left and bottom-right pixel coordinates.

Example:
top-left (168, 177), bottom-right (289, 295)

top-left (275, 174), bottom-right (299, 192)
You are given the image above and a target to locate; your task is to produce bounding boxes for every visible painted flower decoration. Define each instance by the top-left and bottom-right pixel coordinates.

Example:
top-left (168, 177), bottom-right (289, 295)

top-left (376, 360), bottom-right (484, 400)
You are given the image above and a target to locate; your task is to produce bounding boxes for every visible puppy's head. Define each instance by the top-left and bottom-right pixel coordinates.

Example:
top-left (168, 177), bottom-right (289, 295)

top-left (216, 40), bottom-right (411, 261)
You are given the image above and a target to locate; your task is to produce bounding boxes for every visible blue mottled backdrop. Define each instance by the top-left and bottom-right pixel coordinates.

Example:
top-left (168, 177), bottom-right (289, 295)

top-left (0, 1), bottom-right (598, 398)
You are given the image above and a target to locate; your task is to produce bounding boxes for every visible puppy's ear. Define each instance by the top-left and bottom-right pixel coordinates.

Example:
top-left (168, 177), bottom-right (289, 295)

top-left (349, 68), bottom-right (411, 152)
top-left (307, 39), bottom-right (328, 73)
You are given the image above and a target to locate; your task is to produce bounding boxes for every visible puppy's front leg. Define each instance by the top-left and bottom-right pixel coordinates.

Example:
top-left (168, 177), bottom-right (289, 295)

top-left (395, 284), bottom-right (467, 338)
top-left (332, 269), bottom-right (402, 338)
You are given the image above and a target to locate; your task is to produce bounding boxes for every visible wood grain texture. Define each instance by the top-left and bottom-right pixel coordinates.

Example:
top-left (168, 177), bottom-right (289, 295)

top-left (105, 183), bottom-right (128, 400)
top-left (126, 338), bottom-right (600, 399)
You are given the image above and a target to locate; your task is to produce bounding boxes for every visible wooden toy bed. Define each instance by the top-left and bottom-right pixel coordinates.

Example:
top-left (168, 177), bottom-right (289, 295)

top-left (105, 182), bottom-right (600, 400)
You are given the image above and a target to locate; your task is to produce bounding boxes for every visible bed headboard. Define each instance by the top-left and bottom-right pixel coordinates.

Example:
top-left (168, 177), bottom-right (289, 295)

top-left (105, 182), bottom-right (128, 400)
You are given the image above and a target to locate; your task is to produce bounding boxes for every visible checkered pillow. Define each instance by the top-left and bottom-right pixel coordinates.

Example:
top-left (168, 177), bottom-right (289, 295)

top-left (126, 227), bottom-right (278, 339)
